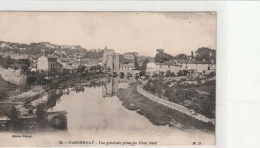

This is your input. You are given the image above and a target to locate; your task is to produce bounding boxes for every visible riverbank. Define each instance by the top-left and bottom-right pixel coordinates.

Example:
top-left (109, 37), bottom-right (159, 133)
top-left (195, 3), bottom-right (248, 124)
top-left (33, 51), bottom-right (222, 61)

top-left (45, 72), bottom-right (111, 90)
top-left (116, 81), bottom-right (214, 131)
top-left (137, 84), bottom-right (214, 124)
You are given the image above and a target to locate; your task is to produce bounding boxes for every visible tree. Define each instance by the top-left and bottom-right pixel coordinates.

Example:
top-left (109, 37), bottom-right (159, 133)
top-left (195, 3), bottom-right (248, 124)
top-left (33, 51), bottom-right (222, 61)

top-left (36, 104), bottom-right (47, 128)
top-left (170, 72), bottom-right (176, 77)
top-left (5, 56), bottom-right (14, 65)
top-left (165, 70), bottom-right (171, 77)
top-left (77, 65), bottom-right (86, 73)
top-left (195, 47), bottom-right (216, 61)
top-left (6, 106), bottom-right (20, 131)
top-left (155, 49), bottom-right (174, 63)
top-left (134, 56), bottom-right (140, 70)
top-left (175, 54), bottom-right (188, 60)
top-left (90, 66), bottom-right (97, 72)
top-left (159, 71), bottom-right (165, 77)
top-left (20, 64), bottom-right (29, 74)
top-left (165, 70), bottom-right (176, 77)
top-left (140, 59), bottom-right (149, 70)
top-left (177, 70), bottom-right (189, 76)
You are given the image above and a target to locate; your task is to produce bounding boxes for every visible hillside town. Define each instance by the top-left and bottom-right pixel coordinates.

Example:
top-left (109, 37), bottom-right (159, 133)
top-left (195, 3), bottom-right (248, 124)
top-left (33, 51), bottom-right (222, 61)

top-left (0, 41), bottom-right (216, 132)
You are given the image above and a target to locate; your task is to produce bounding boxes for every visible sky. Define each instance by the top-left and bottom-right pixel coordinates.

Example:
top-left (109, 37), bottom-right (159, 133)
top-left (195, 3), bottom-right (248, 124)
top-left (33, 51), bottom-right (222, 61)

top-left (0, 12), bottom-right (216, 56)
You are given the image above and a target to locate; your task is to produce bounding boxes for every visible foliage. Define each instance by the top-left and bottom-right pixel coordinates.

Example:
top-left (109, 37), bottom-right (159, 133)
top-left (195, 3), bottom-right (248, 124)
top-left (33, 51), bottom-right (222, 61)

top-left (77, 65), bottom-right (86, 74)
top-left (177, 70), bottom-right (189, 76)
top-left (6, 106), bottom-right (20, 130)
top-left (90, 65), bottom-right (102, 72)
top-left (143, 76), bottom-right (216, 119)
top-left (165, 70), bottom-right (175, 77)
top-left (83, 49), bottom-right (104, 59)
top-left (154, 49), bottom-right (174, 63)
top-left (0, 74), bottom-right (17, 100)
top-left (0, 56), bottom-right (31, 72)
top-left (175, 54), bottom-right (188, 60)
top-left (0, 89), bottom-right (7, 100)
top-left (140, 59), bottom-right (149, 70)
top-left (36, 104), bottom-right (48, 128)
top-left (119, 55), bottom-right (133, 64)
top-left (134, 56), bottom-right (140, 70)
top-left (50, 114), bottom-right (67, 130)
top-left (195, 47), bottom-right (216, 61)
top-left (207, 71), bottom-right (216, 78)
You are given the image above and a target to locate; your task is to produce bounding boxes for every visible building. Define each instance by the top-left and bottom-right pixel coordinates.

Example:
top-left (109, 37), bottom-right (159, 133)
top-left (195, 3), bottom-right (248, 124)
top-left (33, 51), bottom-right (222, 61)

top-left (37, 55), bottom-right (63, 71)
top-left (102, 47), bottom-right (119, 72)
top-left (37, 55), bottom-right (48, 71)
top-left (146, 60), bottom-right (216, 75)
top-left (123, 52), bottom-right (138, 60)
top-left (146, 62), bottom-right (157, 75)
top-left (59, 59), bottom-right (73, 69)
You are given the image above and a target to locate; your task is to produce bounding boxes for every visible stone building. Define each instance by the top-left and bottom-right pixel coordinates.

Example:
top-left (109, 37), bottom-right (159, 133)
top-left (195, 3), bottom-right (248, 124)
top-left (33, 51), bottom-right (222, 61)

top-left (146, 60), bottom-right (216, 75)
top-left (102, 47), bottom-right (119, 72)
top-left (37, 55), bottom-right (63, 72)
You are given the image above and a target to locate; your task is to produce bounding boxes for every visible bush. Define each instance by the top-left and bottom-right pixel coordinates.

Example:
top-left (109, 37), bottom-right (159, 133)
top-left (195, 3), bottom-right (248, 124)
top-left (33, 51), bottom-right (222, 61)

top-left (165, 70), bottom-right (171, 77)
top-left (36, 104), bottom-right (47, 128)
top-left (0, 89), bottom-right (8, 100)
top-left (166, 70), bottom-right (176, 77)
top-left (50, 114), bottom-right (67, 130)
top-left (6, 105), bottom-right (20, 130)
top-left (207, 71), bottom-right (216, 78)
top-left (177, 70), bottom-right (189, 76)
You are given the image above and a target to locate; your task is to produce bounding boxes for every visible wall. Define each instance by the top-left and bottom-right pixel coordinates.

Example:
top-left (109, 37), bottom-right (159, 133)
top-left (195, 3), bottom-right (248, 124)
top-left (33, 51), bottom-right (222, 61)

top-left (37, 56), bottom-right (48, 71)
top-left (137, 85), bottom-right (214, 124)
top-left (154, 63), bottom-right (216, 74)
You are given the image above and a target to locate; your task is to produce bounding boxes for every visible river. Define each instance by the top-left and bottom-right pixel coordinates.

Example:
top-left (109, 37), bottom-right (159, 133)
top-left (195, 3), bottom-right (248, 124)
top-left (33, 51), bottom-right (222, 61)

top-left (27, 77), bottom-right (213, 145)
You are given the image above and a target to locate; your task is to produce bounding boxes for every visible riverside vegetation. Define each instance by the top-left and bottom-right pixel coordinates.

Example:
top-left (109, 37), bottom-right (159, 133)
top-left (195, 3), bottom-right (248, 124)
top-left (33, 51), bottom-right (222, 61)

top-left (143, 71), bottom-right (216, 119)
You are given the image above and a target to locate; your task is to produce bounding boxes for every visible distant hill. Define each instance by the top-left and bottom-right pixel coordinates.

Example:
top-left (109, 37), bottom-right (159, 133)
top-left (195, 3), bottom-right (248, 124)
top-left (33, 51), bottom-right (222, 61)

top-left (0, 41), bottom-right (104, 60)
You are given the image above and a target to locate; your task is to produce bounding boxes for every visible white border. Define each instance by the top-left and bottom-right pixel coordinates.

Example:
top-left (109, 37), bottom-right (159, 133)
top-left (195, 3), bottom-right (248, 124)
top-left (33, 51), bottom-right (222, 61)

top-left (0, 1), bottom-right (227, 148)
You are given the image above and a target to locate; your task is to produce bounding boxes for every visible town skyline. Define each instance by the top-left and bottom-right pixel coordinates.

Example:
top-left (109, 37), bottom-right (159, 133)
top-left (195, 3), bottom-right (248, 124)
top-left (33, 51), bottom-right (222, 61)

top-left (0, 40), bottom-right (214, 58)
top-left (0, 12), bottom-right (216, 56)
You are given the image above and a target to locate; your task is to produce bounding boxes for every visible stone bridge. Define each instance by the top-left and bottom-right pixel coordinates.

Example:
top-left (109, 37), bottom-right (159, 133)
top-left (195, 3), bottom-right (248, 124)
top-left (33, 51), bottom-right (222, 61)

top-left (114, 70), bottom-right (140, 77)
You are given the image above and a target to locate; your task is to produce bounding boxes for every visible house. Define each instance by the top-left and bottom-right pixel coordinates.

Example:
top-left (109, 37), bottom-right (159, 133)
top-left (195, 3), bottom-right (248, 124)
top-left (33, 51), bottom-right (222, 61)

top-left (59, 59), bottom-right (73, 69)
top-left (146, 59), bottom-right (216, 76)
top-left (146, 62), bottom-right (157, 75)
top-left (37, 55), bottom-right (63, 72)
top-left (123, 52), bottom-right (138, 60)
top-left (37, 55), bottom-right (48, 71)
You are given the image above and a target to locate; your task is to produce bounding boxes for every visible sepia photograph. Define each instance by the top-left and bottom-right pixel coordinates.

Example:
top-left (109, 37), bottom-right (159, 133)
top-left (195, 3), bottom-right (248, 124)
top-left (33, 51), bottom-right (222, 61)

top-left (0, 12), bottom-right (216, 146)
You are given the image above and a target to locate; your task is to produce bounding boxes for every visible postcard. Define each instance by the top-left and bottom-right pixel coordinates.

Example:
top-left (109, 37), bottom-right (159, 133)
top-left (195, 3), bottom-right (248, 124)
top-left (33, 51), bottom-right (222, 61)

top-left (0, 12), bottom-right (216, 146)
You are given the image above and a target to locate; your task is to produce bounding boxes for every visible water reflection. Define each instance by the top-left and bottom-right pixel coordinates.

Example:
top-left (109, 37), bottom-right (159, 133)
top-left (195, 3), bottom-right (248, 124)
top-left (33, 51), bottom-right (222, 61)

top-left (48, 77), bottom-right (177, 135)
top-left (102, 78), bottom-right (119, 98)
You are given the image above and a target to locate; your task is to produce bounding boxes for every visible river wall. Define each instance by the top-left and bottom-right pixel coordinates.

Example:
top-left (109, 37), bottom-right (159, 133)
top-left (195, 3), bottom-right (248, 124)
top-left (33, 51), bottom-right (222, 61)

top-left (136, 85), bottom-right (215, 124)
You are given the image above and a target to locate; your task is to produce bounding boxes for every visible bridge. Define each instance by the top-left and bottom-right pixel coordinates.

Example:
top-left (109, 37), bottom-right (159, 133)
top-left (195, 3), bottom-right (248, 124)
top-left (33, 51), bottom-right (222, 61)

top-left (114, 69), bottom-right (140, 77)
top-left (102, 48), bottom-right (141, 77)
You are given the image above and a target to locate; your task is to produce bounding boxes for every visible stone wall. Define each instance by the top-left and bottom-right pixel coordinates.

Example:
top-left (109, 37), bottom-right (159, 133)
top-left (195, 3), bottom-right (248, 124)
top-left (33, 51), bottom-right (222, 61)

top-left (136, 85), bottom-right (215, 124)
